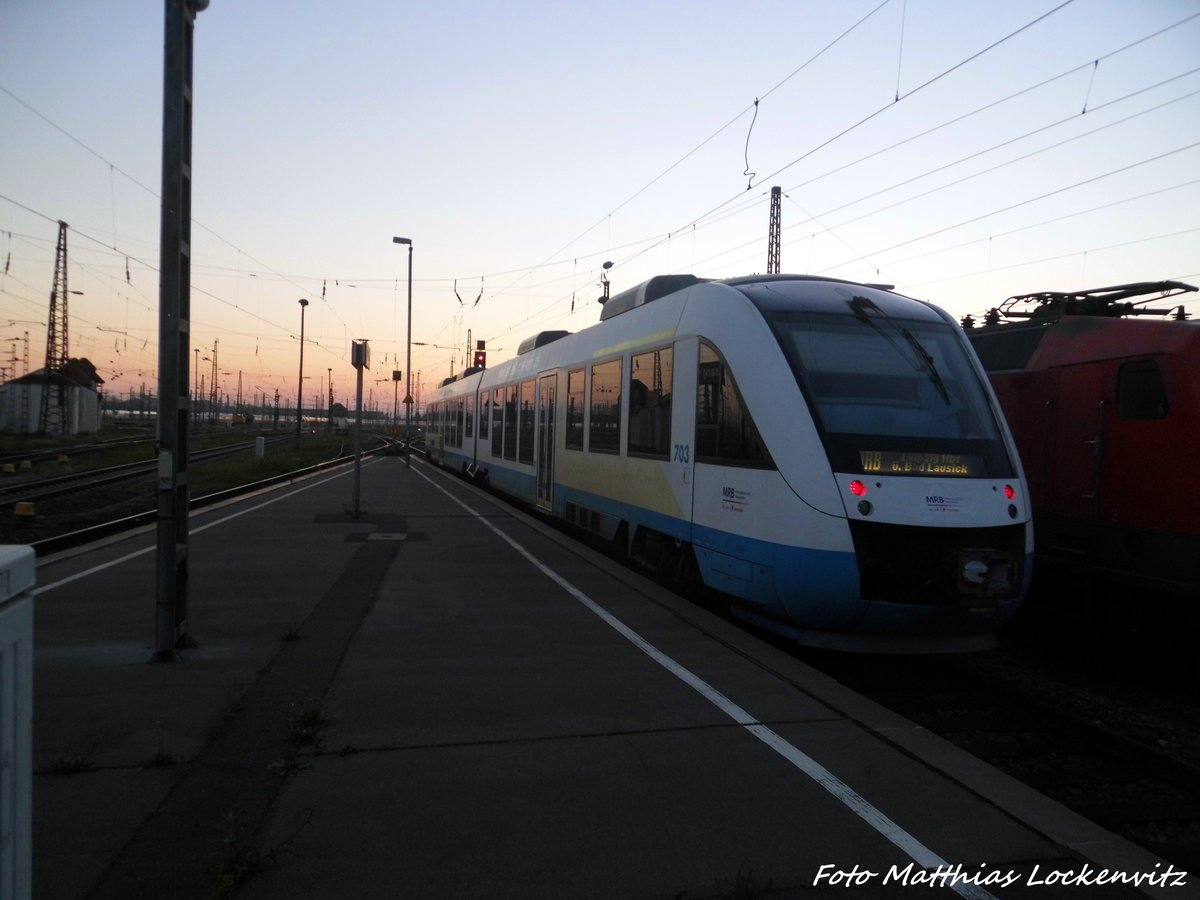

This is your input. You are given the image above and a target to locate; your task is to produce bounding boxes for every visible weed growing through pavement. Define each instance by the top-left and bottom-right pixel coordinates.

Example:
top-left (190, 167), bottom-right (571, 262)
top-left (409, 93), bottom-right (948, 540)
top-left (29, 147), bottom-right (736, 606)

top-left (288, 706), bottom-right (328, 749)
top-left (714, 868), bottom-right (776, 899)
top-left (209, 806), bottom-right (271, 899)
top-left (207, 693), bottom-right (246, 742)
top-left (207, 805), bottom-right (314, 899)
top-left (140, 715), bottom-right (180, 769)
top-left (38, 738), bottom-right (99, 776)
top-left (38, 753), bottom-right (96, 777)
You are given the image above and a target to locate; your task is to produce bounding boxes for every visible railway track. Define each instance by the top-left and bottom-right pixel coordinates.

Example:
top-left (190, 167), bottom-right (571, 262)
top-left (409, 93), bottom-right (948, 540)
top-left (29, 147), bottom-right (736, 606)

top-left (800, 645), bottom-right (1200, 874)
top-left (0, 435), bottom-right (153, 470)
top-left (0, 436), bottom-right (291, 506)
top-left (6, 433), bottom-right (403, 554)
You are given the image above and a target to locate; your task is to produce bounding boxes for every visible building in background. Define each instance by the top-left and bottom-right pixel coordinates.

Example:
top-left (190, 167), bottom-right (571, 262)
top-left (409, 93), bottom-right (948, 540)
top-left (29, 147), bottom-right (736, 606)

top-left (0, 358), bottom-right (104, 434)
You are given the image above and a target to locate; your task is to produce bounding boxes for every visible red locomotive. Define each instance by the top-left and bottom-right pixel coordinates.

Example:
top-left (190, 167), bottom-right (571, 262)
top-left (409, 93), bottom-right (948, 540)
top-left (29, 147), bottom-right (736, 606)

top-left (966, 281), bottom-right (1199, 598)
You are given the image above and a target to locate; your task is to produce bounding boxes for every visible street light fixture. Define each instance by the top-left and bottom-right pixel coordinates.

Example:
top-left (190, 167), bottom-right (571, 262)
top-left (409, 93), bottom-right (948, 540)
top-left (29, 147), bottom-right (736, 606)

top-left (392, 236), bottom-right (413, 467)
top-left (295, 297), bottom-right (309, 448)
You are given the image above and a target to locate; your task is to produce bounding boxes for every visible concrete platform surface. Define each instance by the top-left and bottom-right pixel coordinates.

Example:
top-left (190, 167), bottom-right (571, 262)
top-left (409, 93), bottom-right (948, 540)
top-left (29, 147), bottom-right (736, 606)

top-left (25, 455), bottom-right (1195, 899)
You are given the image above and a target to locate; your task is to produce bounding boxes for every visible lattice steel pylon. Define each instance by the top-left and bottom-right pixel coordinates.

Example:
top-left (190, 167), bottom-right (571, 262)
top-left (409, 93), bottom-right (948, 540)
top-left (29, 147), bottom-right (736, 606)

top-left (40, 220), bottom-right (70, 433)
top-left (767, 186), bottom-right (781, 275)
top-left (208, 339), bottom-right (219, 424)
top-left (20, 331), bottom-right (30, 431)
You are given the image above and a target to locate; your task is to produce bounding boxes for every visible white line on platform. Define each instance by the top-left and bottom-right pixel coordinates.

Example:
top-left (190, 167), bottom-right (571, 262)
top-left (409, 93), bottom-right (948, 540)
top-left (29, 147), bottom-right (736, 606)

top-left (416, 465), bottom-right (997, 900)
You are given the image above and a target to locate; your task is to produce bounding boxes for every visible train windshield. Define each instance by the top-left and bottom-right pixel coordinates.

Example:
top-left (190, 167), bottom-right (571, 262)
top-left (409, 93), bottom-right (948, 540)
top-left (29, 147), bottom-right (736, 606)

top-left (767, 307), bottom-right (1015, 477)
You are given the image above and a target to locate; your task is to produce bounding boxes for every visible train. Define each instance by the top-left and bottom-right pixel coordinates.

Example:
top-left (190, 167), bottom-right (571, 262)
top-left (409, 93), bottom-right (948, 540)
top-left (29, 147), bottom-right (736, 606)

top-left (425, 274), bottom-right (1033, 651)
top-left (966, 280), bottom-right (1199, 599)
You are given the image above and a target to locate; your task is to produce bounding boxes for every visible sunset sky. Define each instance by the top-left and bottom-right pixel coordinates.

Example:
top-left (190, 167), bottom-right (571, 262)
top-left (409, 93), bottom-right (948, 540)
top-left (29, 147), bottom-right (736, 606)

top-left (3, 0), bottom-right (1198, 414)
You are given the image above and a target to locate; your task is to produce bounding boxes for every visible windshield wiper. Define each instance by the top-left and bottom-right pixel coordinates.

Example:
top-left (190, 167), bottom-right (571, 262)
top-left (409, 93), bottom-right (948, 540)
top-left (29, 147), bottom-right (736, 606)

top-left (847, 295), bottom-right (950, 403)
top-left (900, 326), bottom-right (950, 404)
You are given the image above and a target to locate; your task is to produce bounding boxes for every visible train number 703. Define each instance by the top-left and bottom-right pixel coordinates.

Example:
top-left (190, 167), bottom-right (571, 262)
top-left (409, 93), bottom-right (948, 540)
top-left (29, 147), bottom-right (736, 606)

top-left (672, 443), bottom-right (690, 463)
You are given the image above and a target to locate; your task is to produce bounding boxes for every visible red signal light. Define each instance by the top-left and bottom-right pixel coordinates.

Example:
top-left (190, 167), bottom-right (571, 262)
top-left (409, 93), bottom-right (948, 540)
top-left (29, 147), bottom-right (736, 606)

top-left (1003, 484), bottom-right (1016, 500)
top-left (849, 480), bottom-right (867, 497)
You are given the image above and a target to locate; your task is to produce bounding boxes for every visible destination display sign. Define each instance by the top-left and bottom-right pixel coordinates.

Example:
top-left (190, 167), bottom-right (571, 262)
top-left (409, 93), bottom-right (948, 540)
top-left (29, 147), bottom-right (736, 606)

top-left (859, 450), bottom-right (983, 476)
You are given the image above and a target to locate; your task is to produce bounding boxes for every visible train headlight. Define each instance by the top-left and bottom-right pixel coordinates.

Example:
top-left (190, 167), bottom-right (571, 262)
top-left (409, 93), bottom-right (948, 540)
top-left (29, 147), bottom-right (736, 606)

top-left (962, 559), bottom-right (989, 584)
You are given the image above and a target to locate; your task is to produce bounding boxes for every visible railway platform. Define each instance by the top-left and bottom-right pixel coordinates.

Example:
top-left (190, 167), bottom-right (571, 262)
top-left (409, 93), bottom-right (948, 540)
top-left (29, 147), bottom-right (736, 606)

top-left (25, 454), bottom-right (1195, 899)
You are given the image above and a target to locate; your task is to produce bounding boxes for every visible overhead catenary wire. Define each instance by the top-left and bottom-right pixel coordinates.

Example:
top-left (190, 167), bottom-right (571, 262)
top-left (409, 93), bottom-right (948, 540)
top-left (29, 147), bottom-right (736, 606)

top-left (323, 11), bottom-right (1200, 301)
top-left (16, 5), bottom-right (1189, 315)
top-left (814, 140), bottom-right (1200, 277)
top-left (4, 4), bottom-right (1198, 386)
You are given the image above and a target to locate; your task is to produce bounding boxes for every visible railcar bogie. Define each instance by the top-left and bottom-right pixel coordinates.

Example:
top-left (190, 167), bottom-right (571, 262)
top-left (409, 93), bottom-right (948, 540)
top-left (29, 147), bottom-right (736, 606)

top-left (427, 274), bottom-right (1033, 651)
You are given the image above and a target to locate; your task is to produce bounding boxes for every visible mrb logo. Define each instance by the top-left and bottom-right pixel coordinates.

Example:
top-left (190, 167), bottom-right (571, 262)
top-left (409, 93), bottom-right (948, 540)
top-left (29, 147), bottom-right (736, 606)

top-left (925, 495), bottom-right (945, 504)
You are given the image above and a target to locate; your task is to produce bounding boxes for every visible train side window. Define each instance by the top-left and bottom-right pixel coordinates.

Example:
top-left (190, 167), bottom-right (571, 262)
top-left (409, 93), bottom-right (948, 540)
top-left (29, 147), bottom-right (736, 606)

top-left (503, 384), bottom-right (518, 460)
top-left (566, 368), bottom-right (585, 450)
top-left (629, 346), bottom-right (672, 458)
top-left (519, 380), bottom-right (535, 464)
top-left (589, 358), bottom-right (622, 453)
top-left (1118, 359), bottom-right (1168, 420)
top-left (456, 398), bottom-right (465, 448)
top-left (478, 391), bottom-right (489, 440)
top-left (465, 394), bottom-right (474, 439)
top-left (491, 389), bottom-right (504, 457)
top-left (696, 341), bottom-right (773, 468)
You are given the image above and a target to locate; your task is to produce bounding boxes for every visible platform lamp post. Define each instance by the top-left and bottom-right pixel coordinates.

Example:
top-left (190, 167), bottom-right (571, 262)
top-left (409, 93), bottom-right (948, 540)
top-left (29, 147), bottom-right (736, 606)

top-left (392, 236), bottom-right (413, 467)
top-left (295, 297), bottom-right (309, 449)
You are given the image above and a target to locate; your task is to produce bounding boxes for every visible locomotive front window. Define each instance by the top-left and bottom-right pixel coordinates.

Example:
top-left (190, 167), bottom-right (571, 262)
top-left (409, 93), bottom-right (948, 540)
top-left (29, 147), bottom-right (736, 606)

top-left (768, 308), bottom-right (1014, 477)
top-left (1117, 359), bottom-right (1168, 420)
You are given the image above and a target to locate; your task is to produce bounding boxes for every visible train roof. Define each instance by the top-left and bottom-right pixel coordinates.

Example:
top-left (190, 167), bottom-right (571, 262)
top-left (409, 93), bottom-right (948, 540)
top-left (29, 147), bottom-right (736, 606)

top-left (431, 273), bottom-right (955, 395)
top-left (724, 275), bottom-right (941, 321)
top-left (597, 273), bottom-right (937, 323)
top-left (969, 312), bottom-right (1199, 372)
top-left (599, 274), bottom-right (706, 321)
top-left (966, 280), bottom-right (1198, 372)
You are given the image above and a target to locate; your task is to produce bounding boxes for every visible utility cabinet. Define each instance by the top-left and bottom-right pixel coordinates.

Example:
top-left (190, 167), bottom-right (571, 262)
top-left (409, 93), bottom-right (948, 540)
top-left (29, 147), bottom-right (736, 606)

top-left (0, 545), bottom-right (34, 900)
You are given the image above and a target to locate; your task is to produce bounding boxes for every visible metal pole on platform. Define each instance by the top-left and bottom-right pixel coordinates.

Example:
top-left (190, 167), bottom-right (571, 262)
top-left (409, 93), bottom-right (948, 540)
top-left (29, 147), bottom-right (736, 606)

top-left (352, 340), bottom-right (368, 517)
top-left (392, 236), bottom-right (413, 467)
top-left (294, 297), bottom-right (308, 449)
top-left (154, 0), bottom-right (206, 662)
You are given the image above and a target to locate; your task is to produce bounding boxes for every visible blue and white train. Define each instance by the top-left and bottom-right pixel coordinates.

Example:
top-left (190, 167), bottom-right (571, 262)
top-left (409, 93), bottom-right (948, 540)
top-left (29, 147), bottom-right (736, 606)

top-left (425, 274), bottom-right (1032, 651)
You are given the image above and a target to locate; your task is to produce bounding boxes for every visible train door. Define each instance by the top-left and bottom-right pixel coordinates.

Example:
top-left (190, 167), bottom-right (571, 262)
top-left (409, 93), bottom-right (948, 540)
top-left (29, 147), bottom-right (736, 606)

top-left (1046, 362), bottom-right (1108, 553)
top-left (536, 372), bottom-right (556, 511)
